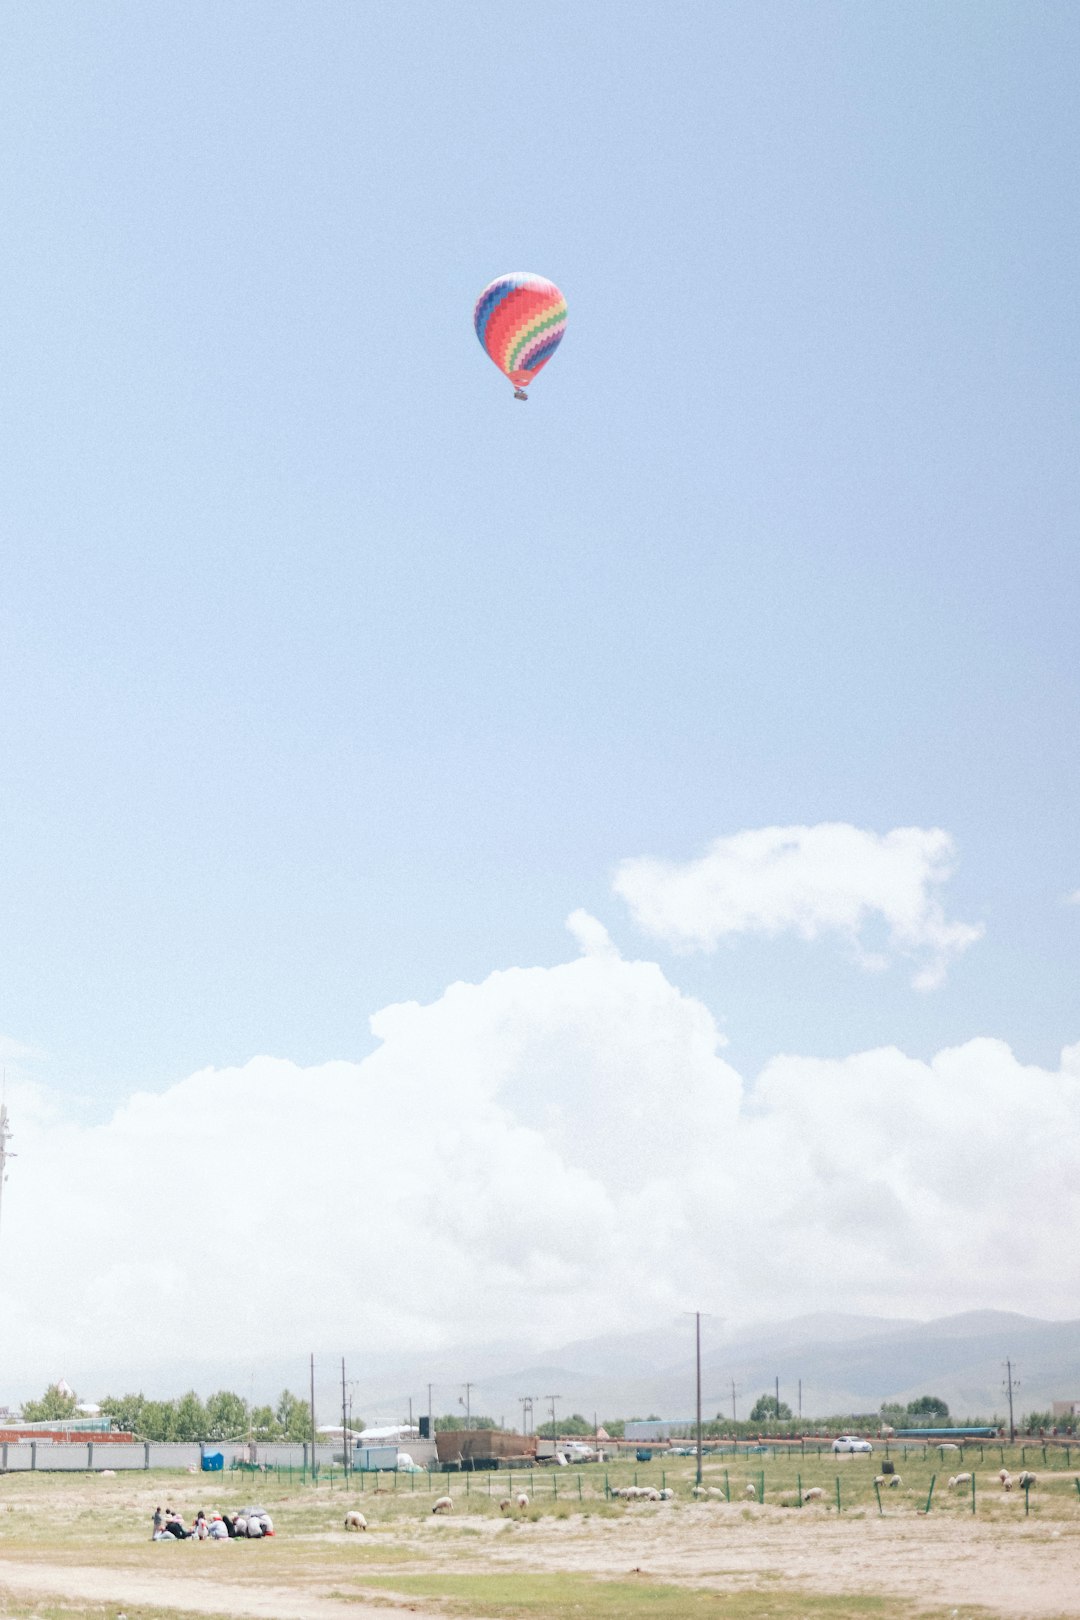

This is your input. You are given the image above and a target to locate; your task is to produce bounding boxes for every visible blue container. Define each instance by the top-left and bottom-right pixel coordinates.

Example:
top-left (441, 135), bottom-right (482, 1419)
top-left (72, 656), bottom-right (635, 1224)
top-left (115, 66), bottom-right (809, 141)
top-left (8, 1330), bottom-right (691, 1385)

top-left (201, 1451), bottom-right (224, 1471)
top-left (635, 1447), bottom-right (653, 1462)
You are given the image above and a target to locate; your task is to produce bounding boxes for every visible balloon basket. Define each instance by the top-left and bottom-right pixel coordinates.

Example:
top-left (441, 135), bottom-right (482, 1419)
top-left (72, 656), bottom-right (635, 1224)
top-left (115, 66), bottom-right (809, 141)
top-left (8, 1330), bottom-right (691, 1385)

top-left (513, 388), bottom-right (528, 401)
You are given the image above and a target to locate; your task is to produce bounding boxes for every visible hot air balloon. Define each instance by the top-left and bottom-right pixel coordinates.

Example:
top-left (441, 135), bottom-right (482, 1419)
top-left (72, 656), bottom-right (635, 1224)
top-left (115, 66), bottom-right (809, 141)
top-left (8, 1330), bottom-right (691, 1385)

top-left (473, 273), bottom-right (567, 400)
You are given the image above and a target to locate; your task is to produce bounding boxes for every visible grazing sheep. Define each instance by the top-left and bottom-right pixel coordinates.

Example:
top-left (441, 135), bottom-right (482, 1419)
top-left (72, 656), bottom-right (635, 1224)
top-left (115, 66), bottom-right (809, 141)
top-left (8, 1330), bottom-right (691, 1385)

top-left (1000, 1471), bottom-right (1014, 1491)
top-left (707, 1487), bottom-right (726, 1500)
top-left (432, 1495), bottom-right (454, 1514)
top-left (499, 1498), bottom-right (512, 1513)
top-left (940, 1443), bottom-right (960, 1453)
top-left (344, 1511), bottom-right (367, 1531)
top-left (887, 1474), bottom-right (902, 1488)
top-left (802, 1487), bottom-right (824, 1502)
top-left (948, 1473), bottom-right (972, 1490)
top-left (1018, 1471), bottom-right (1037, 1489)
top-left (659, 1488), bottom-right (675, 1501)
top-left (642, 1488), bottom-right (661, 1502)
top-left (516, 1491), bottom-right (530, 1509)
top-left (998, 1467), bottom-right (1011, 1483)
top-left (743, 1482), bottom-right (757, 1500)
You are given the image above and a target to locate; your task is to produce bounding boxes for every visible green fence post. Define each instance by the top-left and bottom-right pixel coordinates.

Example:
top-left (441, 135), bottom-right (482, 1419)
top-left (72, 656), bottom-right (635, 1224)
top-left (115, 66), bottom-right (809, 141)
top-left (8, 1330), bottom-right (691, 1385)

top-left (724, 1469), bottom-right (730, 1500)
top-left (1073, 1478), bottom-right (1080, 1501)
top-left (604, 1471), bottom-right (609, 1497)
top-left (874, 1481), bottom-right (883, 1516)
top-left (1043, 1446), bottom-right (1048, 1465)
top-left (553, 1474), bottom-right (558, 1499)
top-left (1024, 1481), bottom-right (1031, 1516)
top-left (466, 1471), bottom-right (470, 1496)
top-left (759, 1469), bottom-right (765, 1503)
top-left (924, 1475), bottom-right (936, 1513)
top-left (797, 1472), bottom-right (803, 1507)
top-left (578, 1475), bottom-right (583, 1500)
top-left (971, 1471), bottom-right (976, 1514)
top-left (835, 1477), bottom-right (841, 1513)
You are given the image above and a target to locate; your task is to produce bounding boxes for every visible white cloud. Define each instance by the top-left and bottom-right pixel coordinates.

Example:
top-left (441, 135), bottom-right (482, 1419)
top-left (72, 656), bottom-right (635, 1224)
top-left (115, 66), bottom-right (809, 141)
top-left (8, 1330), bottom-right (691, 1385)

top-left (614, 822), bottom-right (983, 989)
top-left (1, 919), bottom-right (1076, 1393)
top-left (1066, 890), bottom-right (1080, 906)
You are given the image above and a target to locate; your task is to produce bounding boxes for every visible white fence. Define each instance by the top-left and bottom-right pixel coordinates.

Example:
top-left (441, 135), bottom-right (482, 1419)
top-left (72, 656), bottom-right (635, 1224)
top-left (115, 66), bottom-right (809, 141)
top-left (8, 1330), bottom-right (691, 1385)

top-left (0, 1440), bottom-right (342, 1472)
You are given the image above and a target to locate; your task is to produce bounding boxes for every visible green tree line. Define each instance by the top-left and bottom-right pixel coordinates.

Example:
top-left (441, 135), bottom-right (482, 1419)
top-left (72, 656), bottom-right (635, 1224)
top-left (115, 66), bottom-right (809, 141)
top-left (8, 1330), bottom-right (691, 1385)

top-left (20, 1384), bottom-right (317, 1441)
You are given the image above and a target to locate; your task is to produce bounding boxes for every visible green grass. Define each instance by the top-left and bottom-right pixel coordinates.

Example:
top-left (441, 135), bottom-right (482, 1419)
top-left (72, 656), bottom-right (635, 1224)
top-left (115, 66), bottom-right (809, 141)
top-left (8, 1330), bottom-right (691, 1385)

top-left (348, 1573), bottom-right (994, 1620)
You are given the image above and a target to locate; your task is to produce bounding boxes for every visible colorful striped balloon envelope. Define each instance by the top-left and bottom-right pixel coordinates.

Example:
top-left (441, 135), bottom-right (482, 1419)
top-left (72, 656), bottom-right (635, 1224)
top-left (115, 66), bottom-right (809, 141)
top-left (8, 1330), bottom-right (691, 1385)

top-left (473, 273), bottom-right (567, 399)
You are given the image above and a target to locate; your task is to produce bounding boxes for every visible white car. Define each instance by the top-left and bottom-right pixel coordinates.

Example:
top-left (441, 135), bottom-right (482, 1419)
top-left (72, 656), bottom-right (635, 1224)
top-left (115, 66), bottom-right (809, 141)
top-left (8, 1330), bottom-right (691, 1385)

top-left (832, 1435), bottom-right (873, 1454)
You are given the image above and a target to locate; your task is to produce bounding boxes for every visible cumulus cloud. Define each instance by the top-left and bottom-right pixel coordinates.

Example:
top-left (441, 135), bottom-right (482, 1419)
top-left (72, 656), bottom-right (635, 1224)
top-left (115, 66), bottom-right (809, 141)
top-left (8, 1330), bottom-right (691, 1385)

top-left (614, 822), bottom-right (983, 989)
top-left (0, 919), bottom-right (1075, 1391)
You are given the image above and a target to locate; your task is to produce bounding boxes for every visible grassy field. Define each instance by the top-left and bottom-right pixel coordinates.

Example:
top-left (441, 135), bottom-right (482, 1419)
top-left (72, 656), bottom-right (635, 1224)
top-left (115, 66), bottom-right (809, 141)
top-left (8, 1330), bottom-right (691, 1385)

top-left (0, 1448), bottom-right (1078, 1620)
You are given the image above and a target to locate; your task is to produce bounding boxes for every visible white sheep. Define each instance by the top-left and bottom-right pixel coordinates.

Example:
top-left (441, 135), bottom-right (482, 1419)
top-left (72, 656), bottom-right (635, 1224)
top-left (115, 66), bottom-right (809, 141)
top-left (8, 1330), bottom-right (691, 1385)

top-left (642, 1487), bottom-right (661, 1501)
top-left (1018, 1470), bottom-right (1037, 1489)
top-left (999, 1470), bottom-right (1013, 1491)
top-left (344, 1511), bottom-right (367, 1531)
top-left (516, 1492), bottom-right (530, 1509)
top-left (948, 1473), bottom-right (972, 1490)
top-left (499, 1497), bottom-right (512, 1513)
top-left (432, 1495), bottom-right (454, 1514)
top-left (887, 1474), bottom-right (902, 1488)
top-left (659, 1487), bottom-right (675, 1501)
top-left (940, 1443), bottom-right (960, 1453)
top-left (743, 1482), bottom-right (757, 1500)
top-left (802, 1487), bottom-right (824, 1502)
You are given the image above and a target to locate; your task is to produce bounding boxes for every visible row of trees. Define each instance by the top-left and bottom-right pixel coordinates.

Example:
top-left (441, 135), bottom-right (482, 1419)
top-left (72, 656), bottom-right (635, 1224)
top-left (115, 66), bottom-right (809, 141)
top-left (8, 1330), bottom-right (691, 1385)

top-left (18, 1384), bottom-right (1066, 1441)
top-left (20, 1384), bottom-right (319, 1442)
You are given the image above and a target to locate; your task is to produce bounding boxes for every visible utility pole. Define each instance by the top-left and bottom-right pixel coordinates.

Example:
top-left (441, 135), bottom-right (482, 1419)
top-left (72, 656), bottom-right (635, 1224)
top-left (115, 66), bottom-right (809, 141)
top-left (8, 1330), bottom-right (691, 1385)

top-left (545, 1394), bottom-right (560, 1448)
top-left (0, 1087), bottom-right (13, 1258)
top-left (341, 1358), bottom-right (349, 1485)
top-left (427, 1383), bottom-right (434, 1437)
top-left (408, 1396), bottom-right (413, 1427)
top-left (798, 1378), bottom-right (802, 1423)
top-left (1003, 1359), bottom-right (1018, 1444)
top-left (731, 1379), bottom-right (737, 1426)
top-left (695, 1311), bottom-right (703, 1488)
top-left (775, 1374), bottom-right (780, 1430)
top-left (309, 1353), bottom-right (317, 1481)
top-left (461, 1383), bottom-right (473, 1430)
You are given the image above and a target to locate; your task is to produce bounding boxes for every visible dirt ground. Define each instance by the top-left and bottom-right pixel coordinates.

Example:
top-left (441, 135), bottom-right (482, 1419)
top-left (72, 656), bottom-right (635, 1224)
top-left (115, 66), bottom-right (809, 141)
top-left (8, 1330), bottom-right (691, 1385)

top-left (0, 1469), bottom-right (1078, 1620)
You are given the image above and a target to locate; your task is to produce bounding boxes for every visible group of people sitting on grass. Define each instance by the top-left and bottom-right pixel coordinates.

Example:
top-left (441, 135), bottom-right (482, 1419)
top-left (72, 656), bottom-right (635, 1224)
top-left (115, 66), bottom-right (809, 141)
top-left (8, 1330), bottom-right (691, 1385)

top-left (152, 1506), bottom-right (275, 1540)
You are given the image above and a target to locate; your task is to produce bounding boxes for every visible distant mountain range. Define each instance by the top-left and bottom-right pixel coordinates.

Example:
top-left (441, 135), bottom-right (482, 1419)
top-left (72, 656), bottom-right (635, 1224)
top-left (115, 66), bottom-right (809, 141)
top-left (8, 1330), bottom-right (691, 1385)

top-left (338, 1310), bottom-right (1079, 1429)
top-left (27, 1310), bottom-right (1078, 1425)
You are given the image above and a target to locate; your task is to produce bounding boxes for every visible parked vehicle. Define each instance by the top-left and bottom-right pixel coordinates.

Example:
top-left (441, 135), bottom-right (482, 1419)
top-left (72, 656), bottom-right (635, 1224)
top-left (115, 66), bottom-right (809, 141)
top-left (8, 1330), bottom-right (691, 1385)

top-left (832, 1435), bottom-right (873, 1454)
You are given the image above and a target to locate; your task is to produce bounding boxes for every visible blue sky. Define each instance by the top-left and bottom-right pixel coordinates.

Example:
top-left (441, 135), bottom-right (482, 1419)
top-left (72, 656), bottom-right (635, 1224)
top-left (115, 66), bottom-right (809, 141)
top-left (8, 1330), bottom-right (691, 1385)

top-left (2, 0), bottom-right (1079, 1107)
